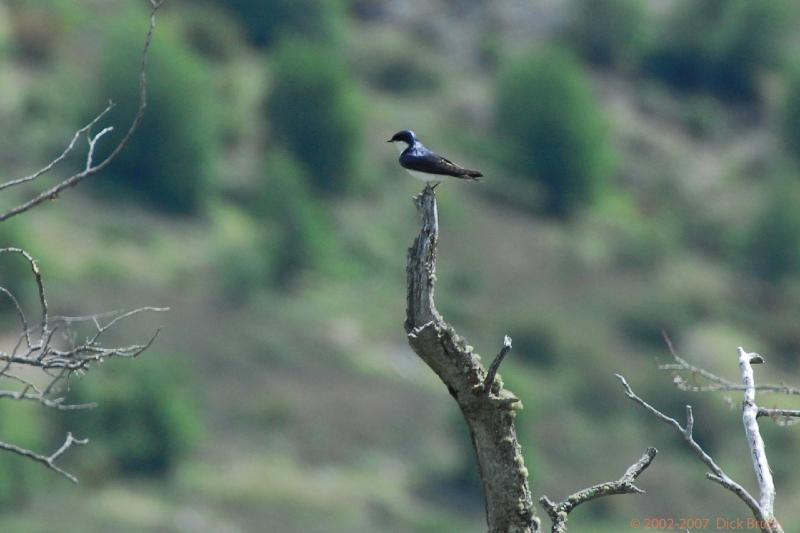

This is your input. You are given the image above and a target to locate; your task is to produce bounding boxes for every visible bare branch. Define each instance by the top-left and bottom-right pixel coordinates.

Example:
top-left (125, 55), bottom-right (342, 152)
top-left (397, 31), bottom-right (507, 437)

top-left (738, 347), bottom-right (782, 532)
top-left (0, 432), bottom-right (88, 483)
top-left (0, 248), bottom-right (48, 335)
top-left (540, 448), bottom-right (657, 533)
top-left (0, 254), bottom-right (165, 480)
top-left (483, 335), bottom-right (513, 394)
top-left (615, 374), bottom-right (770, 531)
top-left (757, 407), bottom-right (800, 424)
top-left (0, 1), bottom-right (168, 484)
top-left (0, 105), bottom-right (113, 193)
top-left (659, 331), bottom-right (800, 396)
top-left (0, 0), bottom-right (165, 222)
top-left (85, 126), bottom-right (114, 171)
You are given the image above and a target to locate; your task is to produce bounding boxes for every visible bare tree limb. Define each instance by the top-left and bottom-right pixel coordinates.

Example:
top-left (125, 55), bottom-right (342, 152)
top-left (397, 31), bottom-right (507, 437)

top-left (0, 247), bottom-right (166, 481)
top-left (659, 331), bottom-right (800, 396)
top-left (757, 407), bottom-right (800, 421)
top-left (615, 374), bottom-right (774, 532)
top-left (737, 347), bottom-right (782, 532)
top-left (0, 1), bottom-right (167, 482)
top-left (405, 185), bottom-right (538, 533)
top-left (539, 448), bottom-right (657, 533)
top-left (0, 0), bottom-right (165, 222)
top-left (0, 432), bottom-right (88, 483)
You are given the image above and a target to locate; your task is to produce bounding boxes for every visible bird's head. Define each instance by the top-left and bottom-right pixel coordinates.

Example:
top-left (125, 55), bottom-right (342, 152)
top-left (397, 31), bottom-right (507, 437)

top-left (387, 130), bottom-right (417, 147)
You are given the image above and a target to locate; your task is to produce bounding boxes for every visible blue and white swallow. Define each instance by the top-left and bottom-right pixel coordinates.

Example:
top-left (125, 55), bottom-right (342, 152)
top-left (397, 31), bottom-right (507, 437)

top-left (388, 130), bottom-right (482, 186)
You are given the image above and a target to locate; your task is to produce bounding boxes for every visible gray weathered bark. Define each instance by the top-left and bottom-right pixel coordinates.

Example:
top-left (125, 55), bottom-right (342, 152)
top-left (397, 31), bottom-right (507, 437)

top-left (405, 185), bottom-right (538, 533)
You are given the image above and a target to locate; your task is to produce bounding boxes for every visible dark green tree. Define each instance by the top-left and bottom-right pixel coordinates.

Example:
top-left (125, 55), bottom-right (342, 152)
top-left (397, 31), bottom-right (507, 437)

top-left (496, 48), bottom-right (613, 216)
top-left (95, 15), bottom-right (217, 214)
top-left (266, 40), bottom-right (363, 195)
top-left (645, 0), bottom-right (793, 102)
top-left (218, 0), bottom-right (344, 47)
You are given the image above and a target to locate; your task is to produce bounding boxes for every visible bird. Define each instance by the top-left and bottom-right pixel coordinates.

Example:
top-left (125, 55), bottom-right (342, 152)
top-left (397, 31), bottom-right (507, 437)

top-left (387, 130), bottom-right (482, 187)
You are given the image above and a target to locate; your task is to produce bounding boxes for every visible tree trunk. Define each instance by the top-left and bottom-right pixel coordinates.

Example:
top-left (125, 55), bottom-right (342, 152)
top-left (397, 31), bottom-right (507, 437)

top-left (405, 186), bottom-right (538, 533)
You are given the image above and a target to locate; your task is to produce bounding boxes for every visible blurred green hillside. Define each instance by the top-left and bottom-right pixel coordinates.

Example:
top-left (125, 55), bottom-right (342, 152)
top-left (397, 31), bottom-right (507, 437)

top-left (1, 0), bottom-right (800, 531)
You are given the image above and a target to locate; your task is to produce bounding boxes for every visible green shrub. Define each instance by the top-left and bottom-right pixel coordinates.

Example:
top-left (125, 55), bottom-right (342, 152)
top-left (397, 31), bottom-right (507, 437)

top-left (218, 0), bottom-right (344, 47)
top-left (60, 355), bottom-right (201, 478)
top-left (645, 0), bottom-right (793, 103)
top-left (94, 15), bottom-right (217, 214)
top-left (0, 402), bottom-right (45, 506)
top-left (266, 40), bottom-right (363, 195)
top-left (496, 48), bottom-right (613, 216)
top-left (566, 0), bottom-right (651, 69)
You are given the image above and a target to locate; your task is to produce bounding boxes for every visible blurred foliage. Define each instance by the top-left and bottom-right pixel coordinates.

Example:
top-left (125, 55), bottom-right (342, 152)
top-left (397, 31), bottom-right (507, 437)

top-left (745, 179), bottom-right (800, 282)
top-left (211, 204), bottom-right (275, 304)
top-left (0, 402), bottom-right (45, 507)
top-left (216, 0), bottom-right (345, 47)
top-left (0, 221), bottom-right (33, 310)
top-left (0, 5), bottom-right (10, 57)
top-left (94, 14), bottom-right (217, 214)
top-left (177, 4), bottom-right (245, 63)
top-left (565, 0), bottom-right (652, 70)
top-left (355, 33), bottom-right (441, 94)
top-left (60, 355), bottom-right (201, 478)
top-left (782, 63), bottom-right (800, 162)
top-left (266, 40), bottom-right (363, 195)
top-left (213, 146), bottom-right (340, 299)
top-left (645, 0), bottom-right (794, 103)
top-left (6, 3), bottom-right (66, 64)
top-left (252, 149), bottom-right (336, 284)
top-left (496, 48), bottom-right (614, 216)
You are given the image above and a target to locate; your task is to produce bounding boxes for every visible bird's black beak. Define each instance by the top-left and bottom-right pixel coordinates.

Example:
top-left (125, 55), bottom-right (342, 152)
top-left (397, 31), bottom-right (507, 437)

top-left (386, 139), bottom-right (393, 143)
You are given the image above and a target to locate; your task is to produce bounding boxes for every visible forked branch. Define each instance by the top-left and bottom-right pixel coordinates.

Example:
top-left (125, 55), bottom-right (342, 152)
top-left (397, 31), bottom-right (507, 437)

top-left (617, 367), bottom-right (783, 533)
top-left (0, 0), bottom-right (165, 222)
top-left (0, 0), bottom-right (167, 482)
top-left (540, 448), bottom-right (657, 533)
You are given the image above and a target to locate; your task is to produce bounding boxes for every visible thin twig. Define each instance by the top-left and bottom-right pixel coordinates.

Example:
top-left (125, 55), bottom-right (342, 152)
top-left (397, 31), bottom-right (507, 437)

top-left (483, 335), bottom-right (512, 394)
top-left (0, 105), bottom-right (113, 193)
top-left (757, 407), bottom-right (800, 420)
top-left (0, 2), bottom-right (166, 484)
top-left (660, 331), bottom-right (800, 396)
top-left (0, 433), bottom-right (88, 483)
top-left (0, 0), bottom-right (165, 222)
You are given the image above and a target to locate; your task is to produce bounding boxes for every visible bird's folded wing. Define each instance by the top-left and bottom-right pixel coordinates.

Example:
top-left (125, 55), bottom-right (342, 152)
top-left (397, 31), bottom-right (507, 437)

top-left (401, 151), bottom-right (481, 179)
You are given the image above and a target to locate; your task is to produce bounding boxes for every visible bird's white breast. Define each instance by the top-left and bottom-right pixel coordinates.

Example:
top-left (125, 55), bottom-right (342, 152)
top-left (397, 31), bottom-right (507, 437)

top-left (405, 168), bottom-right (441, 183)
